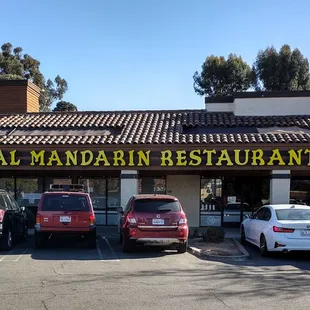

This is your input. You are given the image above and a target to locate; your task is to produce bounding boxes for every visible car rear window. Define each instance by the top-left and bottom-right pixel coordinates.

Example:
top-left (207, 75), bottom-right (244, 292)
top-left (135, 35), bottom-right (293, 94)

top-left (133, 199), bottom-right (180, 213)
top-left (41, 194), bottom-right (90, 212)
top-left (276, 209), bottom-right (310, 220)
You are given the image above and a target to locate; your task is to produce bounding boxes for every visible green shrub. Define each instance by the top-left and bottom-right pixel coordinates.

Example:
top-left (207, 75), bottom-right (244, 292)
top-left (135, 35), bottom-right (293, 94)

top-left (192, 228), bottom-right (201, 238)
top-left (201, 226), bottom-right (225, 243)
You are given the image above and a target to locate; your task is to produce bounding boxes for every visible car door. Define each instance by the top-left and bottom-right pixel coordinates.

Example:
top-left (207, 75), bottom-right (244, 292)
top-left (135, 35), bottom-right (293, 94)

top-left (9, 195), bottom-right (25, 236)
top-left (0, 194), bottom-right (14, 234)
top-left (252, 207), bottom-right (271, 245)
top-left (246, 208), bottom-right (264, 244)
top-left (3, 194), bottom-right (21, 238)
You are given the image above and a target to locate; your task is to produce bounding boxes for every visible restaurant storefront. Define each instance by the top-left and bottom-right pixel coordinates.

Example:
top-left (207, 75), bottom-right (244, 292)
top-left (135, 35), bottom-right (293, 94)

top-left (1, 80), bottom-right (310, 229)
top-left (0, 146), bottom-right (309, 228)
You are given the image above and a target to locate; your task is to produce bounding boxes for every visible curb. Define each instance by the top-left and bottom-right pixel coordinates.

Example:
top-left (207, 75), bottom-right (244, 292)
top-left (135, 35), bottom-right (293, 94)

top-left (188, 238), bottom-right (251, 262)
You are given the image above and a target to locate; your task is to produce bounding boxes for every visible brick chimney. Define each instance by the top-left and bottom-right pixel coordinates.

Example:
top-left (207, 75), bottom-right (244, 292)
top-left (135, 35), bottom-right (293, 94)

top-left (0, 80), bottom-right (40, 114)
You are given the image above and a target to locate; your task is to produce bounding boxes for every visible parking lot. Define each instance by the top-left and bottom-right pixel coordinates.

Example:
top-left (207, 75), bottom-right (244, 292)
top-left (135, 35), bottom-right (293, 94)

top-left (1, 235), bottom-right (310, 310)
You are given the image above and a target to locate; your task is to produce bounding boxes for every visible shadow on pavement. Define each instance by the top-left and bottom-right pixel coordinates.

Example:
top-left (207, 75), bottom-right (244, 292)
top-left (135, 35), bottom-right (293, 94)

top-left (0, 235), bottom-right (181, 261)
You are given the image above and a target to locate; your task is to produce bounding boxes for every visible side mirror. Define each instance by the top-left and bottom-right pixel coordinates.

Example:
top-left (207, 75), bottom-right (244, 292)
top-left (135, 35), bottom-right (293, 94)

top-left (244, 214), bottom-right (250, 219)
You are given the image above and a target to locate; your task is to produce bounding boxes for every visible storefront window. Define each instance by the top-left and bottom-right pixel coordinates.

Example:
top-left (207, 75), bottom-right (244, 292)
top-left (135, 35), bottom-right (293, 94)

top-left (79, 178), bottom-right (107, 225)
top-left (200, 178), bottom-right (223, 227)
top-left (107, 178), bottom-right (120, 225)
top-left (0, 178), bottom-right (15, 197)
top-left (221, 176), bottom-right (270, 227)
top-left (45, 177), bottom-right (72, 191)
top-left (16, 178), bottom-right (41, 207)
top-left (138, 177), bottom-right (166, 194)
top-left (290, 179), bottom-right (310, 205)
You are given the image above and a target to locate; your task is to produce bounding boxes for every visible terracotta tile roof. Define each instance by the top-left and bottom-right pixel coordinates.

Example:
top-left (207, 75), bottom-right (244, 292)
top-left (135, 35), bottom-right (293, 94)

top-left (0, 110), bottom-right (310, 145)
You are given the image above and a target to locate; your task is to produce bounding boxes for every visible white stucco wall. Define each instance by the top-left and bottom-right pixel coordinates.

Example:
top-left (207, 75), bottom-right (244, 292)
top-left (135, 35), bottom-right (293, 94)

top-left (205, 96), bottom-right (310, 116)
top-left (166, 175), bottom-right (200, 227)
top-left (206, 102), bottom-right (234, 112)
top-left (120, 170), bottom-right (138, 208)
top-left (270, 170), bottom-right (291, 204)
top-left (234, 97), bottom-right (310, 116)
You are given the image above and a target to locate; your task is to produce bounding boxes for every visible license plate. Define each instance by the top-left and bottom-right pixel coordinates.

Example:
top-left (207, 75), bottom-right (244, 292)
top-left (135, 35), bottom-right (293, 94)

top-left (152, 219), bottom-right (164, 225)
top-left (301, 230), bottom-right (310, 236)
top-left (60, 216), bottom-right (71, 223)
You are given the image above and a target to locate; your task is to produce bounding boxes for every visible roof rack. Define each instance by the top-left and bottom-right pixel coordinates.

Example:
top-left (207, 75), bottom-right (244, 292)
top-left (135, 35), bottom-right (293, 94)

top-left (49, 184), bottom-right (85, 192)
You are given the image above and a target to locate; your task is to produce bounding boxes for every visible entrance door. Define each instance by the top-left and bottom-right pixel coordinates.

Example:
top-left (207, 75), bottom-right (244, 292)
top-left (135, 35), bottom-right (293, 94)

top-left (79, 178), bottom-right (121, 226)
top-left (166, 175), bottom-right (200, 228)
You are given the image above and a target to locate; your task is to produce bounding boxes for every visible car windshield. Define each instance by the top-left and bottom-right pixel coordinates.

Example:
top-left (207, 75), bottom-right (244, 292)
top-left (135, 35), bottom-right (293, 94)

top-left (276, 208), bottom-right (310, 220)
top-left (133, 199), bottom-right (180, 213)
top-left (41, 194), bottom-right (89, 212)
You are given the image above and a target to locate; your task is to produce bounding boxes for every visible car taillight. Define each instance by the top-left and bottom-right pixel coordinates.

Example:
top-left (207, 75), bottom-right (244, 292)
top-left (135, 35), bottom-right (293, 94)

top-left (179, 214), bottom-right (187, 226)
top-left (36, 213), bottom-right (41, 225)
top-left (127, 212), bottom-right (136, 224)
top-left (0, 210), bottom-right (4, 222)
top-left (273, 226), bottom-right (295, 233)
top-left (129, 228), bottom-right (137, 237)
top-left (89, 214), bottom-right (96, 225)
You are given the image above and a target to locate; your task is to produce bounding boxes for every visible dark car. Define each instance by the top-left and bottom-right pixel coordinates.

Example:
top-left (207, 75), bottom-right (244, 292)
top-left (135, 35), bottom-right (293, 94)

top-left (120, 194), bottom-right (189, 253)
top-left (34, 184), bottom-right (97, 249)
top-left (0, 189), bottom-right (28, 251)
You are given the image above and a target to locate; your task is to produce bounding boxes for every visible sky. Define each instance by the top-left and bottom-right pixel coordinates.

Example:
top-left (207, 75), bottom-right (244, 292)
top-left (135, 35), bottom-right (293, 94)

top-left (1, 0), bottom-right (310, 111)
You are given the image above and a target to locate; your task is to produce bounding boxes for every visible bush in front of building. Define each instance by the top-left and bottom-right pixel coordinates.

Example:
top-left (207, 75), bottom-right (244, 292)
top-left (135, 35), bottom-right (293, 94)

top-left (202, 227), bottom-right (225, 243)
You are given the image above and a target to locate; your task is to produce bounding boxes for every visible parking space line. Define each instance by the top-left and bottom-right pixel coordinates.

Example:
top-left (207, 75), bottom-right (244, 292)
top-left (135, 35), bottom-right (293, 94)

top-left (101, 236), bottom-right (120, 262)
top-left (13, 249), bottom-right (29, 262)
top-left (0, 249), bottom-right (29, 262)
top-left (96, 241), bottom-right (104, 261)
top-left (0, 250), bottom-right (13, 262)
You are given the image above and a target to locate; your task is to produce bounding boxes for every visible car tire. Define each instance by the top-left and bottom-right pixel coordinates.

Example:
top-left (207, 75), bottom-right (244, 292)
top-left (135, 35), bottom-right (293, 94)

top-left (178, 241), bottom-right (188, 254)
top-left (241, 227), bottom-right (246, 245)
top-left (122, 235), bottom-right (134, 253)
top-left (260, 234), bottom-right (269, 257)
top-left (1, 228), bottom-right (13, 251)
top-left (34, 232), bottom-right (44, 249)
top-left (87, 230), bottom-right (97, 249)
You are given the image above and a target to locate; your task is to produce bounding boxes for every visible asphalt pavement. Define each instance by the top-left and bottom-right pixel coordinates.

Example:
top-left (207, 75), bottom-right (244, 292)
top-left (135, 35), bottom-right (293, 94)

top-left (1, 235), bottom-right (310, 310)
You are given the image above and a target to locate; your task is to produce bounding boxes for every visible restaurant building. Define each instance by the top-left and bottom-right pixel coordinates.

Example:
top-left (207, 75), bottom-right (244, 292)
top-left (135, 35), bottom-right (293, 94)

top-left (1, 80), bottom-right (310, 229)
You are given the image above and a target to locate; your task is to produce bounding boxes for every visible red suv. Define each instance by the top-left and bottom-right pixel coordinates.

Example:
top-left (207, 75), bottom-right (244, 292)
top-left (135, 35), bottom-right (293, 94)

top-left (34, 184), bottom-right (96, 249)
top-left (120, 194), bottom-right (189, 253)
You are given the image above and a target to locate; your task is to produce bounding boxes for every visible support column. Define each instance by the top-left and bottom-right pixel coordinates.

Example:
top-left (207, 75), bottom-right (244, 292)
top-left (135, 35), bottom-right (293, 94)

top-left (270, 170), bottom-right (291, 204)
top-left (120, 170), bottom-right (139, 208)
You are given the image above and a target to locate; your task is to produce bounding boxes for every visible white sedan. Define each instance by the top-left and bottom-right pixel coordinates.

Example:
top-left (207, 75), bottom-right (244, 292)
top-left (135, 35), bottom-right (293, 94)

top-left (241, 204), bottom-right (310, 256)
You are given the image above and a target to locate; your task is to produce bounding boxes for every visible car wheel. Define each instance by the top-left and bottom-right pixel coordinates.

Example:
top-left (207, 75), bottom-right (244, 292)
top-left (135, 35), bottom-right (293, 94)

top-left (178, 241), bottom-right (188, 254)
top-left (260, 234), bottom-right (269, 257)
top-left (34, 232), bottom-right (44, 249)
top-left (87, 230), bottom-right (97, 249)
top-left (122, 235), bottom-right (134, 253)
top-left (241, 227), bottom-right (246, 245)
top-left (1, 228), bottom-right (13, 251)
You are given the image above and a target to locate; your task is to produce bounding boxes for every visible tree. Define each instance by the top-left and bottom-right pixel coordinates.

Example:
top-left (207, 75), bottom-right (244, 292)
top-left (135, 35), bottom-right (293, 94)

top-left (193, 54), bottom-right (253, 97)
top-left (253, 44), bottom-right (310, 91)
top-left (53, 101), bottom-right (78, 112)
top-left (0, 42), bottom-right (69, 111)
